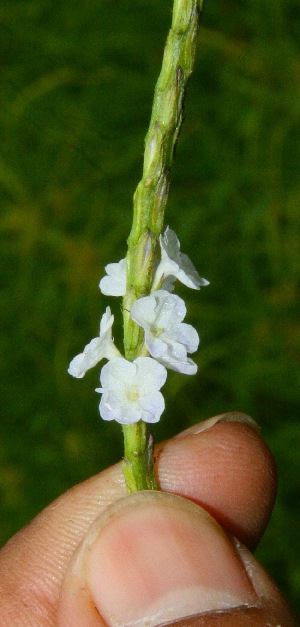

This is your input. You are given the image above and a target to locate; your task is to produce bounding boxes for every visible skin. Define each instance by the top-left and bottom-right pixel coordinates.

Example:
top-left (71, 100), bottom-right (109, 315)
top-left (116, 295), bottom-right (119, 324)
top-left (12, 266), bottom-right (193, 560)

top-left (0, 412), bottom-right (298, 626)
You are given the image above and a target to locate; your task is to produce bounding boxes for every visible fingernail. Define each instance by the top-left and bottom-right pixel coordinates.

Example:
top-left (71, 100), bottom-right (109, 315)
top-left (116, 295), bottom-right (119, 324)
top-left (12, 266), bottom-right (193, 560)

top-left (174, 411), bottom-right (260, 439)
top-left (81, 492), bottom-right (257, 626)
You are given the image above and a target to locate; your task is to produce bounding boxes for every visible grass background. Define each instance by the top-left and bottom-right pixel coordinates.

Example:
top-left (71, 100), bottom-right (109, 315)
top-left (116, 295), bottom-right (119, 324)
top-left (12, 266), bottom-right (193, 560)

top-left (0, 0), bottom-right (299, 615)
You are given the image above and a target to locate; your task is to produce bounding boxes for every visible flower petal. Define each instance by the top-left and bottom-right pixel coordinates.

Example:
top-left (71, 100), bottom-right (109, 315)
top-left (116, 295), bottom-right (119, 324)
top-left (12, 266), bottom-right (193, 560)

top-left (159, 355), bottom-right (198, 375)
top-left (153, 227), bottom-right (209, 291)
top-left (99, 258), bottom-right (127, 296)
top-left (176, 322), bottom-right (199, 353)
top-left (99, 391), bottom-right (142, 424)
top-left (100, 357), bottom-right (136, 389)
top-left (68, 337), bottom-right (103, 378)
top-left (134, 356), bottom-right (167, 391)
top-left (139, 391), bottom-right (165, 423)
top-left (68, 307), bottom-right (120, 379)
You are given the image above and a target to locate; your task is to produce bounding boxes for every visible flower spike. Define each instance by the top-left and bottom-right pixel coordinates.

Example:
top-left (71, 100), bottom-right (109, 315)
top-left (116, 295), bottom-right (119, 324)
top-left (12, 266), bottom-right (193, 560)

top-left (68, 0), bottom-right (207, 493)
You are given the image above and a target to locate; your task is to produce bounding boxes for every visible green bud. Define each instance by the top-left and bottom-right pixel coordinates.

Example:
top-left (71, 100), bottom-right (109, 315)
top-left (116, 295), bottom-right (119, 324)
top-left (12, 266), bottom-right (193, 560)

top-left (172, 0), bottom-right (193, 33)
top-left (182, 6), bottom-right (200, 70)
top-left (143, 122), bottom-right (163, 181)
top-left (158, 31), bottom-right (177, 92)
top-left (152, 170), bottom-right (170, 229)
top-left (133, 229), bottom-right (156, 295)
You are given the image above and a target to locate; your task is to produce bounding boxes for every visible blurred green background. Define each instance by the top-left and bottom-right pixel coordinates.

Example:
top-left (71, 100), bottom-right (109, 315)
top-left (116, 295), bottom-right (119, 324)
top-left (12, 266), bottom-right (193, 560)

top-left (0, 0), bottom-right (299, 615)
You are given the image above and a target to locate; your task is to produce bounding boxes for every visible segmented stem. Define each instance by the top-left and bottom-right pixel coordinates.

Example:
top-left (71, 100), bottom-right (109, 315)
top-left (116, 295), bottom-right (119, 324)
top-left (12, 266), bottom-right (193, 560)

top-left (122, 0), bottom-right (204, 493)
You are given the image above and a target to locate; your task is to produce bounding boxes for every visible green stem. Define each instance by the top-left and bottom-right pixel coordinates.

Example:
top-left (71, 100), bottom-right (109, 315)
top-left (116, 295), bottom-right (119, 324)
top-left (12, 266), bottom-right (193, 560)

top-left (122, 0), bottom-right (204, 493)
top-left (122, 422), bottom-right (157, 492)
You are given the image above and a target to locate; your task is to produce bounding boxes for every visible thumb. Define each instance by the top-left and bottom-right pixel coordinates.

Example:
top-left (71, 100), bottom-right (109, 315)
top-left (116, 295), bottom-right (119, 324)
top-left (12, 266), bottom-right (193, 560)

top-left (57, 491), bottom-right (296, 626)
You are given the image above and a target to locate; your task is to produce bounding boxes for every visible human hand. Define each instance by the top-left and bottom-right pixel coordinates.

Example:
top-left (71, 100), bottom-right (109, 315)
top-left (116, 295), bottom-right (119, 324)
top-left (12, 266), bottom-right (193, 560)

top-left (0, 412), bottom-right (297, 626)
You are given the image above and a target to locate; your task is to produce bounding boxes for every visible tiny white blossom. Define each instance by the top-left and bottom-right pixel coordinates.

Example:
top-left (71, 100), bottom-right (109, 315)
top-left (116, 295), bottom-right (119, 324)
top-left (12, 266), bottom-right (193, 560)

top-left (153, 226), bottom-right (209, 291)
top-left (68, 307), bottom-right (120, 379)
top-left (130, 290), bottom-right (199, 375)
top-left (99, 258), bottom-right (126, 296)
top-left (96, 357), bottom-right (167, 424)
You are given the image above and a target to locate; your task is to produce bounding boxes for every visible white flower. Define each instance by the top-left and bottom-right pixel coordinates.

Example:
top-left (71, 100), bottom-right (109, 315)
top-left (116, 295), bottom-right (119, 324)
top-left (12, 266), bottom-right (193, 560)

top-left (130, 290), bottom-right (199, 374)
top-left (99, 258), bottom-right (126, 296)
top-left (68, 307), bottom-right (120, 378)
top-left (153, 226), bottom-right (210, 291)
top-left (96, 357), bottom-right (167, 424)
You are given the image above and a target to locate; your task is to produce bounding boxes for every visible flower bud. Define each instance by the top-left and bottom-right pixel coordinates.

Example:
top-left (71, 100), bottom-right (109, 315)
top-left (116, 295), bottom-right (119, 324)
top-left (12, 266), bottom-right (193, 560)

top-left (172, 0), bottom-right (193, 33)
top-left (143, 122), bottom-right (163, 181)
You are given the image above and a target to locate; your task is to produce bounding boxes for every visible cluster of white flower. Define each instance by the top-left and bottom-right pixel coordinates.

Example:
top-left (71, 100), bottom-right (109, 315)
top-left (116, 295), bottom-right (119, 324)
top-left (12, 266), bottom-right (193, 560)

top-left (68, 228), bottom-right (209, 425)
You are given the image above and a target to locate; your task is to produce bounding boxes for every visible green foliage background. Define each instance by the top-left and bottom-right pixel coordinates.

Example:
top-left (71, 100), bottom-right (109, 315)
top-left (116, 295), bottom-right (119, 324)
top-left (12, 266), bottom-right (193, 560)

top-left (0, 0), bottom-right (299, 614)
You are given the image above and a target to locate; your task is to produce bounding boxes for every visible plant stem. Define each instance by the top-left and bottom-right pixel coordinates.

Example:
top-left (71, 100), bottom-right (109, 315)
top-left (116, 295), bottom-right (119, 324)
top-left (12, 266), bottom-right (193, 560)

top-left (122, 422), bottom-right (157, 492)
top-left (122, 0), bottom-right (204, 493)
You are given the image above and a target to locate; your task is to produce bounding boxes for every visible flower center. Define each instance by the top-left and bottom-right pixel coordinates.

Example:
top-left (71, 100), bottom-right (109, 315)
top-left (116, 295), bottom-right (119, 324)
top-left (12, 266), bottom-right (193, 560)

top-left (150, 324), bottom-right (164, 337)
top-left (126, 385), bottom-right (140, 402)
